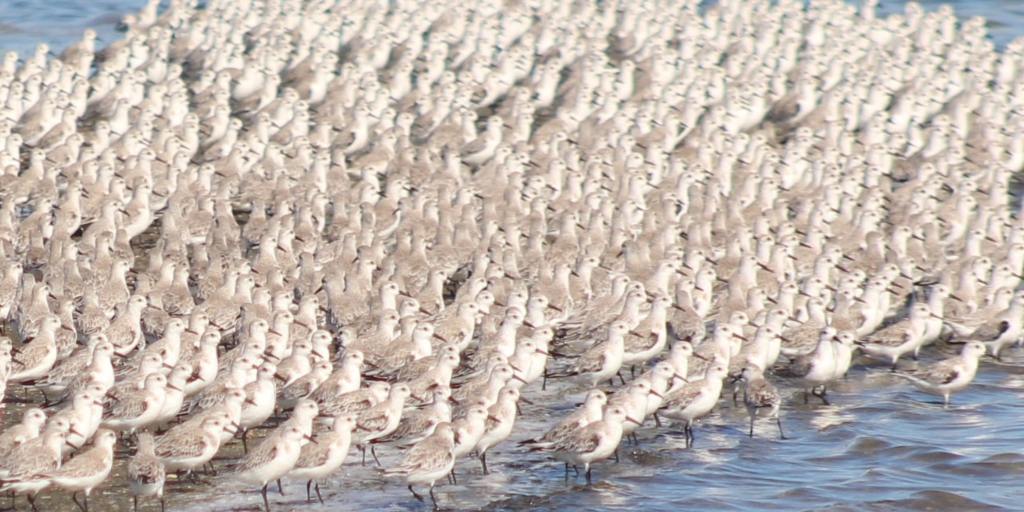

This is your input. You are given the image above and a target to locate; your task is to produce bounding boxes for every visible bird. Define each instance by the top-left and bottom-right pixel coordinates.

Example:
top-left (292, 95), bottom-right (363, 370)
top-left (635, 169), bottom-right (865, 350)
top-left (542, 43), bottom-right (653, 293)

top-left (735, 365), bottom-right (785, 440)
top-left (532, 405), bottom-right (640, 483)
top-left (894, 341), bottom-right (987, 405)
top-left (33, 429), bottom-right (117, 512)
top-left (126, 431), bottom-right (166, 512)
top-left (287, 415), bottom-right (357, 504)
top-left (384, 421), bottom-right (456, 509)
top-left (225, 425), bottom-right (311, 512)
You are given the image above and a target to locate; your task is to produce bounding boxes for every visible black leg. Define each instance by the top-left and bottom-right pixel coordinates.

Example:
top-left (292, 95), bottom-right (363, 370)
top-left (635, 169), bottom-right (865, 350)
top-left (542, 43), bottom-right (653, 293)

top-left (573, 464), bottom-right (579, 476)
top-left (617, 372), bottom-right (627, 385)
top-left (429, 484), bottom-right (439, 510)
top-left (277, 479), bottom-right (284, 495)
top-left (306, 480), bottom-right (312, 502)
top-left (481, 451), bottom-right (488, 475)
top-left (371, 445), bottom-right (381, 466)
top-left (614, 448), bottom-right (619, 463)
top-left (28, 494), bottom-right (38, 512)
top-left (160, 496), bottom-right (165, 512)
top-left (134, 496), bottom-right (138, 512)
top-left (449, 468), bottom-right (457, 485)
top-left (564, 462), bottom-right (570, 479)
top-left (585, 465), bottom-right (592, 484)
top-left (776, 417), bottom-right (786, 440)
top-left (241, 428), bottom-right (249, 453)
top-left (314, 482), bottom-right (323, 504)
top-left (653, 413), bottom-right (661, 427)
top-left (261, 484), bottom-right (270, 512)
top-left (72, 492), bottom-right (86, 512)
top-left (811, 387), bottom-right (830, 405)
top-left (408, 485), bottom-right (424, 502)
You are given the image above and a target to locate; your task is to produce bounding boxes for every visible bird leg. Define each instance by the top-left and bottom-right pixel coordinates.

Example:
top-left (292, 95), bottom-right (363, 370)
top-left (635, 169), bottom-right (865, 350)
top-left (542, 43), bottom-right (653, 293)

top-left (72, 492), bottom-right (86, 512)
top-left (429, 484), bottom-right (439, 510)
top-left (811, 387), bottom-right (830, 405)
top-left (408, 484), bottom-right (424, 502)
top-left (261, 484), bottom-right (270, 512)
top-left (776, 417), bottom-right (787, 440)
top-left (314, 482), bottom-right (323, 504)
top-left (305, 480), bottom-right (312, 503)
top-left (481, 451), bottom-right (488, 475)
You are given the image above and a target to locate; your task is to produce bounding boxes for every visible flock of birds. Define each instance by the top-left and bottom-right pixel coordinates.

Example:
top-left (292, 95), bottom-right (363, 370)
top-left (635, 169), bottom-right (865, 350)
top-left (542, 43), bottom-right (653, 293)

top-left (0, 0), bottom-right (1018, 509)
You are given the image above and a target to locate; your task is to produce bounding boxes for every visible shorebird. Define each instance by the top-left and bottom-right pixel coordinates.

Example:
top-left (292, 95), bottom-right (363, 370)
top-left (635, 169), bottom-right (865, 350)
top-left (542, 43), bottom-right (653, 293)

top-left (384, 422), bottom-right (456, 510)
top-left (856, 303), bottom-right (934, 369)
top-left (660, 360), bottom-right (729, 446)
top-left (776, 328), bottom-right (840, 404)
top-left (0, 419), bottom-right (71, 511)
top-left (127, 431), bottom-right (166, 512)
top-left (227, 425), bottom-right (311, 512)
top-left (153, 413), bottom-right (231, 475)
top-left (288, 415), bottom-right (357, 503)
top-left (736, 365), bottom-right (785, 439)
top-left (546, 321), bottom-right (631, 387)
top-left (895, 341), bottom-right (987, 405)
top-left (518, 389), bottom-right (607, 450)
top-left (533, 405), bottom-right (640, 483)
top-left (35, 429), bottom-right (117, 512)
top-left (474, 386), bottom-right (520, 474)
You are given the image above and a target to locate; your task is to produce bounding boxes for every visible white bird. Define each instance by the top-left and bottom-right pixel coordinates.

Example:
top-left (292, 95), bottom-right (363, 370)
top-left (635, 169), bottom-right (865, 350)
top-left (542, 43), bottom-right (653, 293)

top-left (894, 341), bottom-right (987, 405)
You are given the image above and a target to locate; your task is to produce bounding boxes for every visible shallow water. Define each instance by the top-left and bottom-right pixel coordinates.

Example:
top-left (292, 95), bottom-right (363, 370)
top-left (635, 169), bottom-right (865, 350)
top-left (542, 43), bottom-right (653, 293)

top-left (0, 0), bottom-right (1023, 511)
top-left (8, 348), bottom-right (1024, 512)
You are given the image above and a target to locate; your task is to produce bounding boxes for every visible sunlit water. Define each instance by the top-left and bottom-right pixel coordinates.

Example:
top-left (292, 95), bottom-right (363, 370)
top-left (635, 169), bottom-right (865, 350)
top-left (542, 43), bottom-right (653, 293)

top-left (0, 0), bottom-right (1022, 511)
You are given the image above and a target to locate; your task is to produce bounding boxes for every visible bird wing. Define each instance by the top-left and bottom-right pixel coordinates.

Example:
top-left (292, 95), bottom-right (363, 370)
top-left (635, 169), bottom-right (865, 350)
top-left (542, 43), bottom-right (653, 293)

top-left (555, 425), bottom-right (602, 454)
top-left (970, 320), bottom-right (1010, 342)
top-left (777, 354), bottom-right (812, 378)
top-left (904, 360), bottom-right (961, 385)
top-left (356, 408), bottom-right (391, 433)
top-left (572, 345), bottom-right (609, 374)
top-left (663, 382), bottom-right (702, 409)
top-left (232, 435), bottom-right (283, 474)
top-left (155, 432), bottom-right (212, 459)
top-left (863, 321), bottom-right (912, 347)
